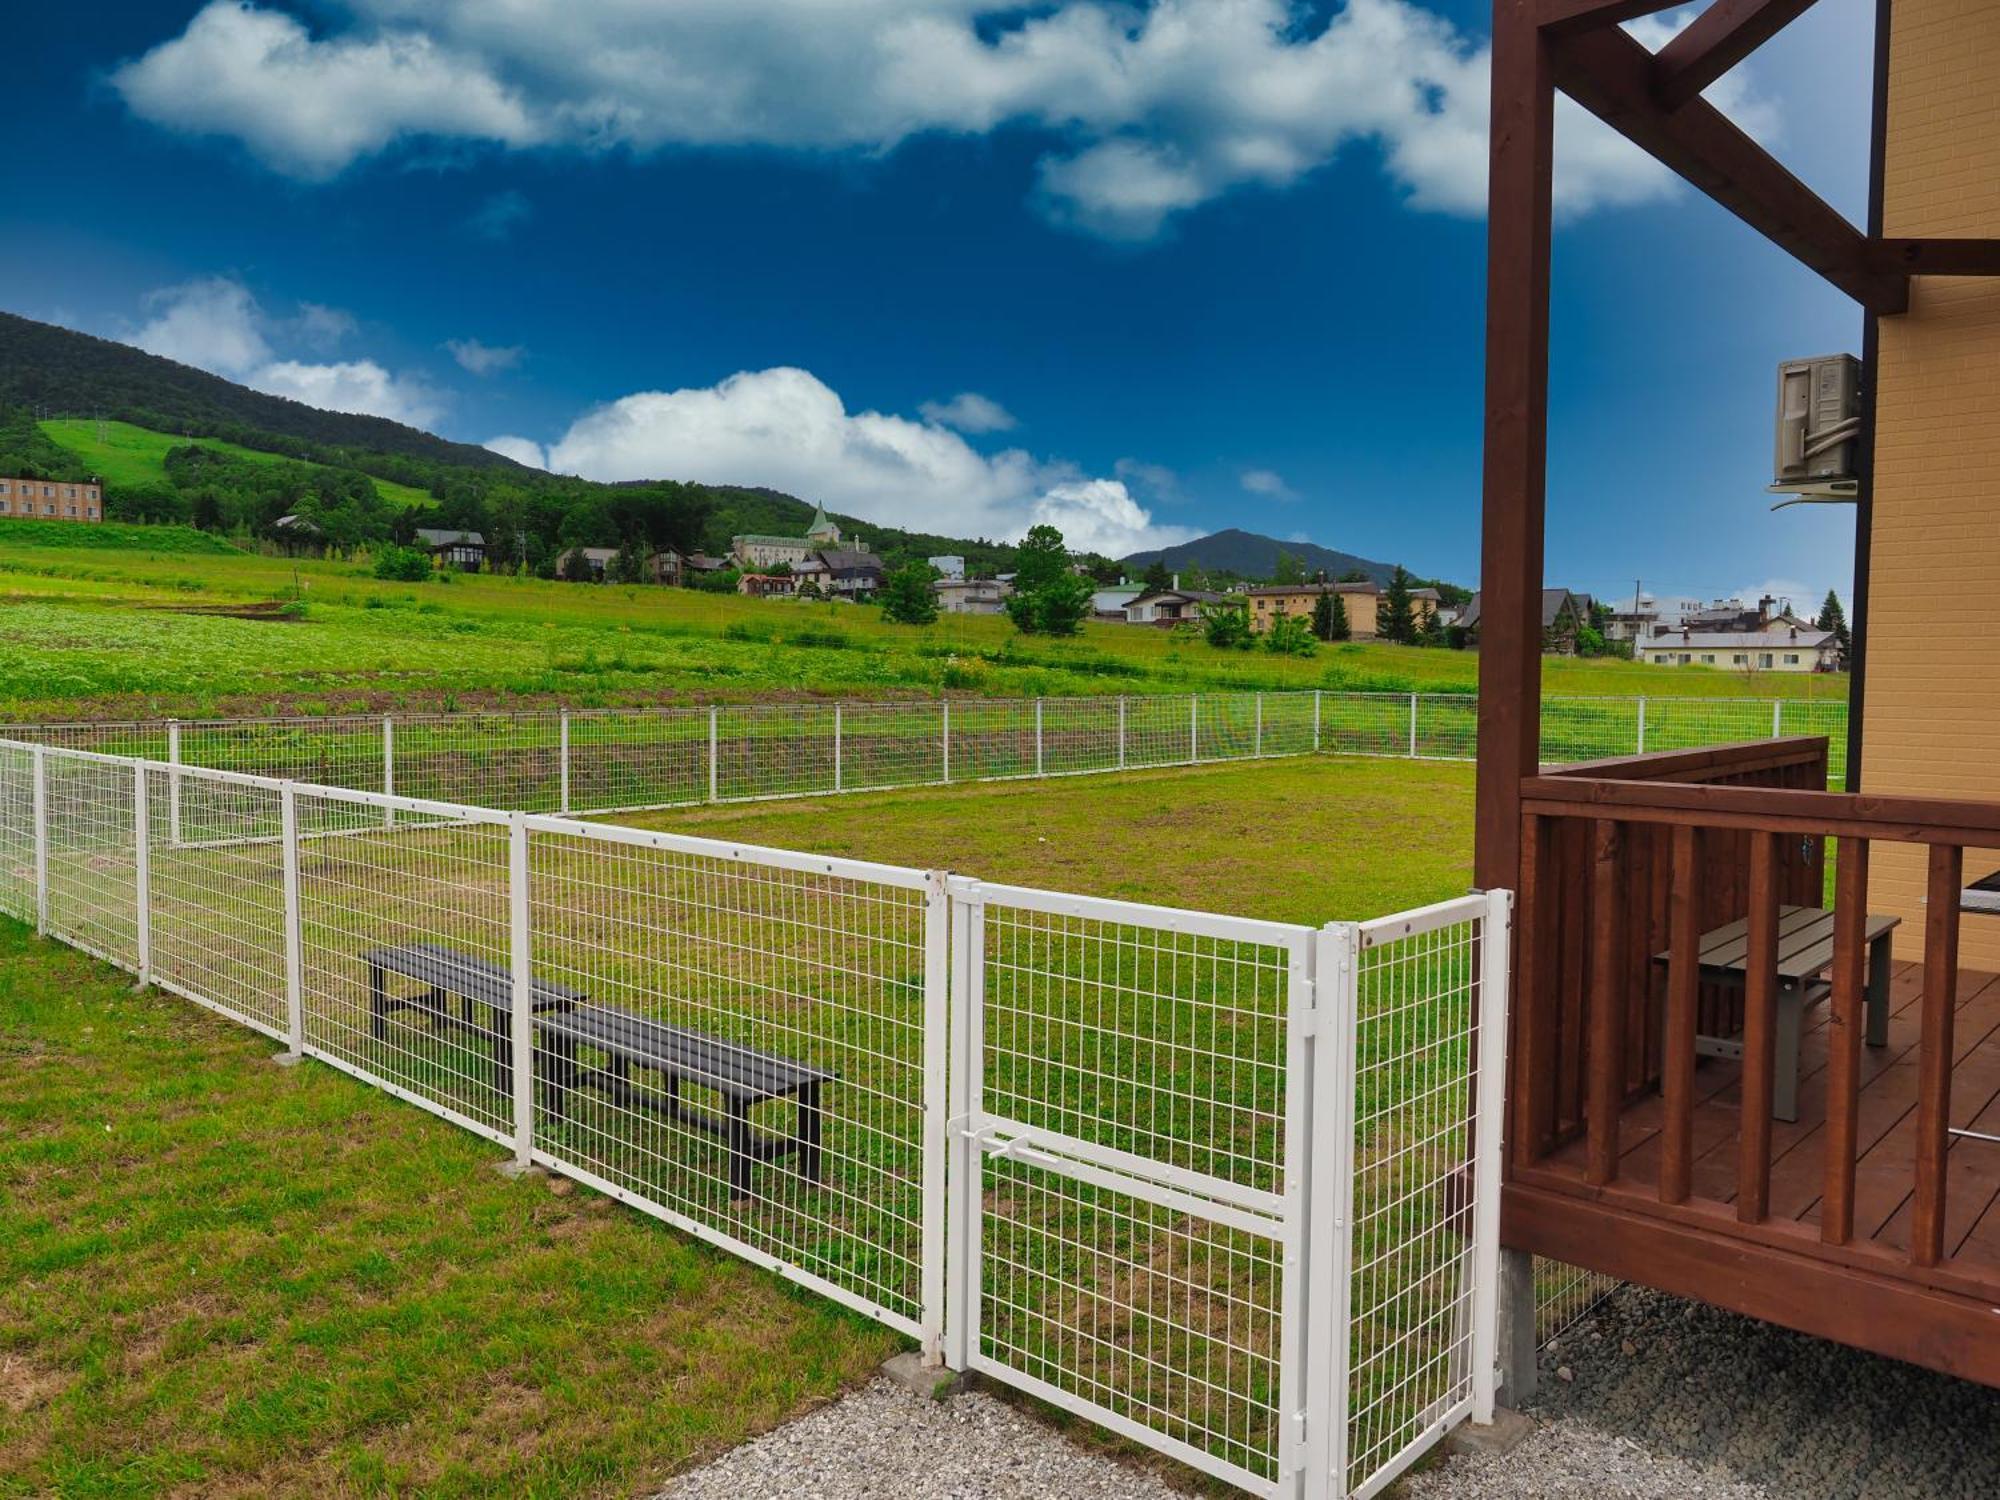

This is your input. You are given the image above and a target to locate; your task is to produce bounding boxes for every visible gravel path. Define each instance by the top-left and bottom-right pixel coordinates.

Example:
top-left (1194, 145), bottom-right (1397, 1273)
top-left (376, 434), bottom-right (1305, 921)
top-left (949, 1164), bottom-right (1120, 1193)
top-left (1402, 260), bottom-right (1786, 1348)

top-left (665, 1283), bottom-right (2000, 1499)
top-left (655, 1376), bottom-right (1185, 1500)
top-left (1410, 1283), bottom-right (2000, 1500)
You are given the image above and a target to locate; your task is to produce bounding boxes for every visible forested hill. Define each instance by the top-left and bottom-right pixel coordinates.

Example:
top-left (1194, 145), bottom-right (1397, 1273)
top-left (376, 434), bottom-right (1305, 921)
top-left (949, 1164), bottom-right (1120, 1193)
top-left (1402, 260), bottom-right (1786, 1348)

top-left (0, 311), bottom-right (514, 472)
top-left (1121, 528), bottom-right (1398, 585)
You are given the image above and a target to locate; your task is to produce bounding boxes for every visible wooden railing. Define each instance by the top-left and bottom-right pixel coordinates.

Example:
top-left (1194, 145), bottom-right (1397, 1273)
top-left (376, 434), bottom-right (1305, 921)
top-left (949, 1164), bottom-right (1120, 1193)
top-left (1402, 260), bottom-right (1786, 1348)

top-left (1512, 737), bottom-right (2000, 1283)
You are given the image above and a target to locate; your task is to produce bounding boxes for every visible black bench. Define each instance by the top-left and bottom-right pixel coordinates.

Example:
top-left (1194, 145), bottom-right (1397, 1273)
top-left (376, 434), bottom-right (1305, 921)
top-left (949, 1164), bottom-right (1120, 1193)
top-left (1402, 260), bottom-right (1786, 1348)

top-left (364, 943), bottom-right (832, 1200)
top-left (537, 1003), bottom-right (835, 1200)
top-left (365, 943), bottom-right (584, 1097)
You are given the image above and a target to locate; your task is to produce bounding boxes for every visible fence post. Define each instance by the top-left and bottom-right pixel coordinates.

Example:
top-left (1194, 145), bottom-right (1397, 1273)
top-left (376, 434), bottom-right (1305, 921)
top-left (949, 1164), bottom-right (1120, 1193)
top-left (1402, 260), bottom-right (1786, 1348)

top-left (166, 719), bottom-right (183, 847)
top-left (1255, 692), bottom-right (1264, 757)
top-left (509, 812), bottom-right (533, 1168)
top-left (1304, 921), bottom-right (1360, 1495)
top-left (1409, 692), bottom-right (1420, 757)
top-left (942, 876), bottom-right (983, 1372)
top-left (132, 762), bottom-right (150, 987)
top-left (834, 703), bottom-right (844, 793)
top-left (1034, 698), bottom-right (1044, 777)
top-left (920, 870), bottom-right (951, 1364)
top-left (1117, 696), bottom-right (1127, 771)
top-left (941, 700), bottom-right (951, 784)
top-left (279, 783), bottom-right (305, 1061)
top-left (382, 715), bottom-right (395, 830)
top-left (1314, 688), bottom-right (1322, 753)
top-left (1636, 696), bottom-right (1648, 755)
top-left (1189, 694), bottom-right (1199, 764)
top-left (708, 705), bottom-right (719, 803)
top-left (1469, 889), bottom-right (1515, 1426)
top-left (1772, 698), bottom-right (1785, 739)
top-left (30, 746), bottom-right (47, 936)
top-left (558, 709), bottom-right (571, 814)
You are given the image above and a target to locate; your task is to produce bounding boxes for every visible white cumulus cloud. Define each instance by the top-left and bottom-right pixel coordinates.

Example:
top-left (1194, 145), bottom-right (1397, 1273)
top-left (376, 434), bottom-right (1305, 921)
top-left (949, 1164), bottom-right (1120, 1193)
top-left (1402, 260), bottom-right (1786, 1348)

top-left (108, 0), bottom-right (1778, 237)
top-left (128, 276), bottom-right (272, 377)
top-left (484, 435), bottom-right (548, 469)
top-left (121, 276), bottom-right (444, 428)
top-left (446, 338), bottom-right (525, 375)
top-left (1240, 467), bottom-right (1296, 500)
top-left (919, 391), bottom-right (1017, 434)
top-left (542, 366), bottom-right (1195, 555)
top-left (255, 358), bottom-right (443, 427)
top-left (111, 1), bottom-right (539, 180)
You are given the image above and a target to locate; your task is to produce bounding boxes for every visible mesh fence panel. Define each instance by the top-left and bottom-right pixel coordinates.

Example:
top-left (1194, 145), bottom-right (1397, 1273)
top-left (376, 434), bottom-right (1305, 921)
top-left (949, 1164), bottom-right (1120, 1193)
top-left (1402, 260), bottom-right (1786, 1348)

top-left (840, 701), bottom-right (946, 790)
top-left (0, 745), bottom-right (34, 924)
top-left (393, 711), bottom-right (564, 810)
top-left (145, 766), bottom-right (289, 1037)
top-left (569, 707), bottom-right (708, 812)
top-left (295, 798), bottom-right (517, 1141)
top-left (972, 894), bottom-right (1300, 1485)
top-left (1197, 692), bottom-right (1260, 762)
top-left (716, 703), bottom-right (837, 800)
top-left (526, 825), bottom-right (934, 1330)
top-left (43, 752), bottom-right (139, 969)
top-left (1039, 695), bottom-right (1122, 775)
top-left (1346, 904), bottom-right (1485, 1495)
top-left (945, 699), bottom-right (1036, 781)
top-left (1323, 693), bottom-right (1415, 757)
top-left (1414, 696), bottom-right (1479, 760)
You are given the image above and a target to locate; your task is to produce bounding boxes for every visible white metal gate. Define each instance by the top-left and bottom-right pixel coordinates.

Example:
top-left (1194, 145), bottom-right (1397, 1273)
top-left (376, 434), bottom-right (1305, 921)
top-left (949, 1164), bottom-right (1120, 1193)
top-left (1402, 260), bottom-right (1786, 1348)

top-left (942, 880), bottom-right (1318, 1495)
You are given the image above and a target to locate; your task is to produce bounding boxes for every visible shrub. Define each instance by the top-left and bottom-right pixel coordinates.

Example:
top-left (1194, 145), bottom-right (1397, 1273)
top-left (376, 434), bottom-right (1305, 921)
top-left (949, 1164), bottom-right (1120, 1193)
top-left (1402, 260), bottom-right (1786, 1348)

top-left (372, 545), bottom-right (434, 582)
top-left (880, 562), bottom-right (940, 625)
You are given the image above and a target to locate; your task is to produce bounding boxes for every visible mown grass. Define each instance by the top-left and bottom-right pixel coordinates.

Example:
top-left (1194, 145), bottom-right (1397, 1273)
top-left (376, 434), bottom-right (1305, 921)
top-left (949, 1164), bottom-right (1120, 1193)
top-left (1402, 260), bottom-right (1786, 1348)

top-left (0, 922), bottom-right (900, 1499)
top-left (0, 523), bottom-right (1847, 721)
top-left (1, 754), bottom-right (1473, 1497)
top-left (623, 754), bottom-right (1475, 921)
top-left (39, 420), bottom-right (437, 509)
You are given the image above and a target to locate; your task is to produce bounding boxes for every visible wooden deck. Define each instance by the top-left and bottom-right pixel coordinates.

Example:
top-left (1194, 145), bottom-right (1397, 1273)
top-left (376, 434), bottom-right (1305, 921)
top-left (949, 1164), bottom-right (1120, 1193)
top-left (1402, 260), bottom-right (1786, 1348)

top-left (1541, 959), bottom-right (2000, 1269)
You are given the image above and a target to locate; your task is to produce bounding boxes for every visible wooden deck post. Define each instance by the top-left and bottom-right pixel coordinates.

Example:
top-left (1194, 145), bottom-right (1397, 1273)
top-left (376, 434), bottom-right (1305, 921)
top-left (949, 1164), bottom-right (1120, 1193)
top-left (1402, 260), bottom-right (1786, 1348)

top-left (1477, 0), bottom-right (1554, 1398)
top-left (1473, 0), bottom-right (1553, 897)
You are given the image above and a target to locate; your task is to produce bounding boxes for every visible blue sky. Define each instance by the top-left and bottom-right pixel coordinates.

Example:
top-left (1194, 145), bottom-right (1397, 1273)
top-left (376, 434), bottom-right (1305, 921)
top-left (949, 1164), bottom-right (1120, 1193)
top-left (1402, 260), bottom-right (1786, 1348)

top-left (4, 0), bottom-right (1875, 603)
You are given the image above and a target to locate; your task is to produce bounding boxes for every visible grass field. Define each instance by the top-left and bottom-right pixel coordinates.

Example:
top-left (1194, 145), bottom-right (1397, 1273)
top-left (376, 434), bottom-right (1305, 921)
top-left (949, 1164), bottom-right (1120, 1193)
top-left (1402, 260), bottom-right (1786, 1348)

top-left (1, 755), bottom-right (1472, 1497)
top-left (40, 419), bottom-right (437, 509)
top-left (0, 520), bottom-right (1849, 722)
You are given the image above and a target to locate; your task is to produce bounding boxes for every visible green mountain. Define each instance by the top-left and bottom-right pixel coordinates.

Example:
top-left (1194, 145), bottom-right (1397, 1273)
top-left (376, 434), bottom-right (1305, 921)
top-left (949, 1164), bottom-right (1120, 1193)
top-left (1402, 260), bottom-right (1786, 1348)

top-left (0, 310), bottom-right (514, 472)
top-left (0, 311), bottom-right (1038, 574)
top-left (1121, 528), bottom-right (1401, 585)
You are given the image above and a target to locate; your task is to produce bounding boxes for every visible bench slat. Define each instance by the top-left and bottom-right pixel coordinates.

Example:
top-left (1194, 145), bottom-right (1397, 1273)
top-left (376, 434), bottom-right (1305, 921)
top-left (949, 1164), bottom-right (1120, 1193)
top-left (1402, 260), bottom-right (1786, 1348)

top-left (541, 1003), bottom-right (833, 1103)
top-left (364, 942), bottom-right (585, 1012)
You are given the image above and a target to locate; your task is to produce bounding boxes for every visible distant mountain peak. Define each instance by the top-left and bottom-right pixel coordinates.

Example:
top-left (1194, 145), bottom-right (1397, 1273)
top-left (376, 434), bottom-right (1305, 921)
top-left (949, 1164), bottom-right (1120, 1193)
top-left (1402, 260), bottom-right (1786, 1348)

top-left (1120, 528), bottom-right (1403, 585)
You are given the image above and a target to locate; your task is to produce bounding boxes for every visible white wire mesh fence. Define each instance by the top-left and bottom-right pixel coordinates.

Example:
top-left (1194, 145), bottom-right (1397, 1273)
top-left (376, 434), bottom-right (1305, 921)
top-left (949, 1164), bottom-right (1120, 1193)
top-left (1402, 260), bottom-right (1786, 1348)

top-left (0, 737), bottom-right (1510, 1499)
top-left (0, 690), bottom-right (1849, 821)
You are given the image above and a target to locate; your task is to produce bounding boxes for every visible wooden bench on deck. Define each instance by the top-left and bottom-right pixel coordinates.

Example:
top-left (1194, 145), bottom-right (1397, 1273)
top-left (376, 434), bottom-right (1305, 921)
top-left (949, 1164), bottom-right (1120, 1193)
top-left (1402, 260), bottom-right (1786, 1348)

top-left (1653, 904), bottom-right (1899, 1123)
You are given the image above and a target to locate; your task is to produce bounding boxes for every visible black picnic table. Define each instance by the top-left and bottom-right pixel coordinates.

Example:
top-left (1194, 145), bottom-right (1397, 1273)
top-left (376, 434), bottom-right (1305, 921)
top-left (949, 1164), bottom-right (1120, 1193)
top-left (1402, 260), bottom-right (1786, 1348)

top-left (363, 942), bottom-right (832, 1198)
top-left (1653, 904), bottom-right (1899, 1123)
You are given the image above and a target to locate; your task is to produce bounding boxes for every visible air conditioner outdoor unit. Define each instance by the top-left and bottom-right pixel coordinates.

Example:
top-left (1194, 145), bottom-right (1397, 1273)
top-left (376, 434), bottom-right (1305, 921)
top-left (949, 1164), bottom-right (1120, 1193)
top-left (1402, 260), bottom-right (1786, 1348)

top-left (1769, 353), bottom-right (1861, 506)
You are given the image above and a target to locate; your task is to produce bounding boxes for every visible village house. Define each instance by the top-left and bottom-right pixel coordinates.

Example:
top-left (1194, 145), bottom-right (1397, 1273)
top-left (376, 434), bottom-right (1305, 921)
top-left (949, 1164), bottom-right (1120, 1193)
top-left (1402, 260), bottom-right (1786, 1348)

top-left (1632, 623), bottom-right (1841, 672)
top-left (556, 546), bottom-right (685, 584)
top-left (1123, 585), bottom-right (1231, 625)
top-left (934, 577), bottom-right (1012, 614)
top-left (414, 528), bottom-right (485, 572)
top-left (794, 547), bottom-right (886, 600)
top-left (1457, 586), bottom-right (1588, 653)
top-left (1244, 579), bottom-right (1441, 638)
top-left (0, 475), bottom-right (102, 521)
top-left (730, 504), bottom-right (845, 569)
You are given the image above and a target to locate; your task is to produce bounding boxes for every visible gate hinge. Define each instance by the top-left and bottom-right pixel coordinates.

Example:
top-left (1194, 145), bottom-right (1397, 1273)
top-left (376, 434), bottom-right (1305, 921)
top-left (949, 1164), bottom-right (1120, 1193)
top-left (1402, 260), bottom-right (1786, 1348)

top-left (1296, 976), bottom-right (1317, 1037)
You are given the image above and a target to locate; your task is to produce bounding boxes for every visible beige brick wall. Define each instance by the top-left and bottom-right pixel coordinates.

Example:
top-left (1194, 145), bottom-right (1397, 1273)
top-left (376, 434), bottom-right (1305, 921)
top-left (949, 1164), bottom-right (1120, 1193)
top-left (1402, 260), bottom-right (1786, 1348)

top-left (1865, 0), bottom-right (2000, 963)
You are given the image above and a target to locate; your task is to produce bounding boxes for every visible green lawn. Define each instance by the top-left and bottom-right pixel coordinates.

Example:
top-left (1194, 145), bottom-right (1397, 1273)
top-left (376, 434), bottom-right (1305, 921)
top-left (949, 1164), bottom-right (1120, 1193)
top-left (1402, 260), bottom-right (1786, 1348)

top-left (0, 522), bottom-right (1849, 721)
top-left (624, 754), bottom-right (1476, 923)
top-left (0, 754), bottom-right (1472, 1497)
top-left (40, 420), bottom-right (436, 509)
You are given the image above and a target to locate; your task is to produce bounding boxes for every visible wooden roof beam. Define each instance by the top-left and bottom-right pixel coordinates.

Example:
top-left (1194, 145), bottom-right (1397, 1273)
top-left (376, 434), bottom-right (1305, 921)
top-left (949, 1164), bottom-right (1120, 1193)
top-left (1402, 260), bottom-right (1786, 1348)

top-left (1537, 0), bottom-right (1688, 38)
top-left (1870, 239), bottom-right (2000, 277)
top-left (1654, 0), bottom-right (1823, 110)
top-left (1549, 23), bottom-right (1909, 312)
